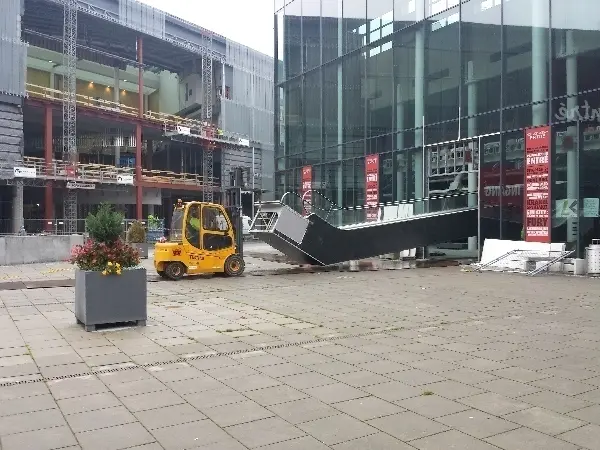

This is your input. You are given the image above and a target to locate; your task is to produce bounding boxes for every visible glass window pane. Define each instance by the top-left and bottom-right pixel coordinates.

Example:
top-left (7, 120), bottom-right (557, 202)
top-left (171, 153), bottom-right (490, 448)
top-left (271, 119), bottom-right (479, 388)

top-left (425, 7), bottom-right (460, 143)
top-left (461, 0), bottom-right (501, 138)
top-left (284, 0), bottom-right (302, 79)
top-left (323, 63), bottom-right (341, 149)
top-left (304, 70), bottom-right (322, 151)
top-left (394, 0), bottom-right (424, 29)
top-left (322, 0), bottom-right (342, 62)
top-left (366, 36), bottom-right (394, 143)
top-left (303, 0), bottom-right (321, 70)
top-left (343, 51), bottom-right (366, 153)
top-left (276, 10), bottom-right (285, 83)
top-left (503, 0), bottom-right (550, 126)
top-left (285, 78), bottom-right (304, 155)
top-left (343, 0), bottom-right (366, 53)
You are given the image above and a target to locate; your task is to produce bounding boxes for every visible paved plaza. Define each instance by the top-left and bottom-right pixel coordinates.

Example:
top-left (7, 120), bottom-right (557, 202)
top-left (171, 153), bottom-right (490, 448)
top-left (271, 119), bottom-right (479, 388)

top-left (1, 262), bottom-right (600, 449)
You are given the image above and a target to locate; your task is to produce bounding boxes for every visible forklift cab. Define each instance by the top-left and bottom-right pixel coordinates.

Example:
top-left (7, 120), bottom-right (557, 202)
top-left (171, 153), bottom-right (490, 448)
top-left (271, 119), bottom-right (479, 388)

top-left (154, 198), bottom-right (245, 280)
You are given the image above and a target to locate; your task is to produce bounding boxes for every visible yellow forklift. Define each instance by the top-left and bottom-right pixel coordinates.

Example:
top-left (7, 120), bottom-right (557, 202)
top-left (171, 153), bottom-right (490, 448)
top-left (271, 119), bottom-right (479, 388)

top-left (154, 187), bottom-right (245, 280)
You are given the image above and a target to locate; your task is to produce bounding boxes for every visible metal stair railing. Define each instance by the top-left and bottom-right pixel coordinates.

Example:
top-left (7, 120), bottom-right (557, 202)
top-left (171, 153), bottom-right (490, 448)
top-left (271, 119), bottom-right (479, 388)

top-left (473, 249), bottom-right (575, 276)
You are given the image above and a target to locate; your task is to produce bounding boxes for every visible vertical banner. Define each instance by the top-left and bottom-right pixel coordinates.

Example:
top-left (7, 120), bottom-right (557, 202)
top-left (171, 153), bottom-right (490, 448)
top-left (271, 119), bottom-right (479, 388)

top-left (301, 165), bottom-right (312, 216)
top-left (524, 126), bottom-right (551, 242)
top-left (365, 154), bottom-right (379, 221)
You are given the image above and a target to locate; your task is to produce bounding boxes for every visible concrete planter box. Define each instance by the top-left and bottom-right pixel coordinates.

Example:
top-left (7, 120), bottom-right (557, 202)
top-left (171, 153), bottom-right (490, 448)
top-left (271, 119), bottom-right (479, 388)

top-left (75, 268), bottom-right (147, 331)
top-left (131, 242), bottom-right (149, 259)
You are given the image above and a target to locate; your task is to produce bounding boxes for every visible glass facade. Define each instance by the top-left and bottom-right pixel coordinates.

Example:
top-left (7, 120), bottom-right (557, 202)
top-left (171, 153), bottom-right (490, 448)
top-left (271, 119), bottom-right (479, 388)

top-left (275, 0), bottom-right (600, 256)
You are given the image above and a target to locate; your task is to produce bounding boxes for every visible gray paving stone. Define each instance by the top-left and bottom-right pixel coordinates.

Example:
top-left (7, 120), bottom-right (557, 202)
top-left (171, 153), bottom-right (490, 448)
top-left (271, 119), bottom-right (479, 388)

top-left (266, 398), bottom-right (340, 425)
top-left (304, 382), bottom-right (369, 404)
top-left (226, 416), bottom-right (305, 448)
top-left (202, 400), bottom-right (274, 427)
top-left (204, 364), bottom-right (259, 381)
top-left (356, 360), bottom-right (408, 374)
top-left (166, 375), bottom-right (224, 395)
top-left (332, 432), bottom-right (414, 450)
top-left (244, 384), bottom-right (308, 406)
top-left (106, 377), bottom-right (166, 397)
top-left (118, 389), bottom-right (185, 412)
top-left (298, 413), bottom-right (377, 446)
top-left (0, 425), bottom-right (78, 450)
top-left (362, 381), bottom-right (422, 402)
top-left (75, 422), bottom-right (155, 450)
top-left (485, 427), bottom-right (579, 450)
top-left (252, 436), bottom-right (331, 450)
top-left (47, 375), bottom-right (108, 400)
top-left (530, 376), bottom-right (597, 397)
top-left (504, 406), bottom-right (585, 436)
top-left (420, 380), bottom-right (485, 399)
top-left (186, 387), bottom-right (247, 409)
top-left (490, 366), bottom-right (551, 383)
top-left (150, 420), bottom-right (232, 449)
top-left (222, 373), bottom-right (282, 392)
top-left (0, 381), bottom-right (49, 401)
top-left (558, 423), bottom-right (600, 450)
top-left (436, 409), bottom-right (520, 439)
top-left (57, 392), bottom-right (122, 415)
top-left (367, 411), bottom-right (449, 442)
top-left (443, 367), bottom-right (499, 385)
top-left (519, 390), bottom-right (593, 414)
top-left (476, 378), bottom-right (541, 398)
top-left (333, 396), bottom-right (404, 421)
top-left (133, 403), bottom-right (207, 430)
top-left (0, 409), bottom-right (66, 435)
top-left (65, 405), bottom-right (137, 433)
top-left (277, 372), bottom-right (336, 390)
top-left (459, 392), bottom-right (531, 416)
top-left (331, 370), bottom-right (389, 388)
top-left (568, 404), bottom-right (600, 425)
top-left (0, 393), bottom-right (57, 417)
top-left (396, 393), bottom-right (470, 418)
top-left (410, 429), bottom-right (500, 450)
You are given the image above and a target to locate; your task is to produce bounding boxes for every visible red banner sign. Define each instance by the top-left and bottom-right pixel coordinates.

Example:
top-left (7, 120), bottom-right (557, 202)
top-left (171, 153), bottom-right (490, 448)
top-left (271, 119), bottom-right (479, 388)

top-left (301, 165), bottom-right (312, 215)
top-left (524, 126), bottom-right (551, 242)
top-left (365, 154), bottom-right (379, 221)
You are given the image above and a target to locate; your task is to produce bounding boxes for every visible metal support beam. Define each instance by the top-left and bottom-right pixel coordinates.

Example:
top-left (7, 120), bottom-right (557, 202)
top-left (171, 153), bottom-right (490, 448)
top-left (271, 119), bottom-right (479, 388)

top-left (44, 105), bottom-right (54, 231)
top-left (202, 33), bottom-right (214, 203)
top-left (62, 0), bottom-right (78, 233)
top-left (136, 36), bottom-right (144, 219)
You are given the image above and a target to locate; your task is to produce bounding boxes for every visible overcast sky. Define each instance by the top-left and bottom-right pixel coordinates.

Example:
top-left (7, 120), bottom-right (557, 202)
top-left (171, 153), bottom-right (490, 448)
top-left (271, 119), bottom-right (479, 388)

top-left (138, 0), bottom-right (275, 57)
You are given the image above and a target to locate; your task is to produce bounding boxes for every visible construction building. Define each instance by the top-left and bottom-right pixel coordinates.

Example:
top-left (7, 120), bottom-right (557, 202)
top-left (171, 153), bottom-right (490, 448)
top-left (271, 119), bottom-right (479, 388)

top-left (0, 0), bottom-right (274, 234)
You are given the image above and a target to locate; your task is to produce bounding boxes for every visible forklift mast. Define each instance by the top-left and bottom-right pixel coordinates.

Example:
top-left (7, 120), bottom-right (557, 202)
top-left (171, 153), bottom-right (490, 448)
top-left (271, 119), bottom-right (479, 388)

top-left (224, 184), bottom-right (243, 258)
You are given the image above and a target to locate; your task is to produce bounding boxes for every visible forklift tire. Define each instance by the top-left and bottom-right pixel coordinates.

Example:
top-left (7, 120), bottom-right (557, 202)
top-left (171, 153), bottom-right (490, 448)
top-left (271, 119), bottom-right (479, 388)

top-left (157, 271), bottom-right (169, 280)
top-left (224, 255), bottom-right (245, 277)
top-left (165, 262), bottom-right (186, 281)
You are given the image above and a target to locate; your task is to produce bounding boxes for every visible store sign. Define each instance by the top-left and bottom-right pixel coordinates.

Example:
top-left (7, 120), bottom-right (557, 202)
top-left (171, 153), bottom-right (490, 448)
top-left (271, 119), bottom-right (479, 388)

top-left (117, 174), bottom-right (134, 185)
top-left (365, 154), bottom-right (379, 222)
top-left (524, 126), bottom-right (551, 243)
top-left (176, 125), bottom-right (191, 135)
top-left (67, 181), bottom-right (95, 190)
top-left (300, 166), bottom-right (312, 216)
top-left (13, 167), bottom-right (36, 178)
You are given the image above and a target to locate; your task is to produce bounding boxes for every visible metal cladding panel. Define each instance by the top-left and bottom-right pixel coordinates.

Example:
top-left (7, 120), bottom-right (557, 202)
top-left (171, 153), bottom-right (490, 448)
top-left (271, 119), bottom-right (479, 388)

top-left (0, 103), bottom-right (23, 170)
top-left (273, 207), bottom-right (309, 245)
top-left (222, 145), bottom-right (262, 191)
top-left (118, 0), bottom-right (165, 39)
top-left (0, 0), bottom-right (27, 98)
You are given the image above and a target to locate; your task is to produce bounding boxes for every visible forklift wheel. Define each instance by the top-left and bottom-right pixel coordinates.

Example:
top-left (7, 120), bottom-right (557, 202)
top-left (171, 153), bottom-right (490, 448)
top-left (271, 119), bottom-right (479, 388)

top-left (224, 255), bottom-right (245, 277)
top-left (157, 271), bottom-right (169, 280)
top-left (165, 262), bottom-right (186, 280)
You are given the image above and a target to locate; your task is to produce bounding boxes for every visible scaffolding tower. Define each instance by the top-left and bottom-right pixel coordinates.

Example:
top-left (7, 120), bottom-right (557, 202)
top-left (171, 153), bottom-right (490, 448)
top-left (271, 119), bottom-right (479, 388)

top-left (202, 32), bottom-right (214, 203)
top-left (62, 0), bottom-right (78, 232)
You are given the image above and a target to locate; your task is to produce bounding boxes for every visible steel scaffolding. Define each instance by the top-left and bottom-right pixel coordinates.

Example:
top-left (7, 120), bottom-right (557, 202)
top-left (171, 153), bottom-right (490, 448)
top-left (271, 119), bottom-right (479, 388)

top-left (202, 33), bottom-right (214, 203)
top-left (62, 0), bottom-right (78, 232)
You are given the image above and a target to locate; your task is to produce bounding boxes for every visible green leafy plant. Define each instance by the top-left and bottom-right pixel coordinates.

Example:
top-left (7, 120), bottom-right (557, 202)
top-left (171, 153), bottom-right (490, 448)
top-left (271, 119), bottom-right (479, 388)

top-left (147, 215), bottom-right (162, 230)
top-left (85, 203), bottom-right (123, 244)
top-left (126, 220), bottom-right (147, 243)
top-left (70, 203), bottom-right (140, 272)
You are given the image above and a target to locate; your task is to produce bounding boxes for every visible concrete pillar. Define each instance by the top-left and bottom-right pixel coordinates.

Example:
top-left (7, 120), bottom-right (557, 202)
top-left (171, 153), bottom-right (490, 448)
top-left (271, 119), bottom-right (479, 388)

top-left (44, 105), bottom-right (53, 231)
top-left (531, 0), bottom-right (548, 126)
top-left (566, 30), bottom-right (578, 244)
top-left (12, 183), bottom-right (23, 234)
top-left (414, 25), bottom-right (425, 214)
top-left (466, 60), bottom-right (478, 251)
